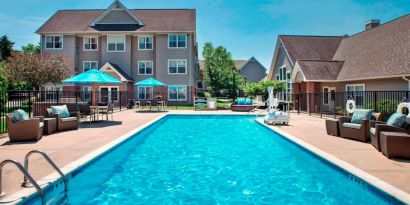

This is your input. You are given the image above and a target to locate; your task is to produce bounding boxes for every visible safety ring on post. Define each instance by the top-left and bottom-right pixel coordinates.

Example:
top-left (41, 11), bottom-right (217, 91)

top-left (346, 100), bottom-right (356, 114)
top-left (397, 102), bottom-right (410, 115)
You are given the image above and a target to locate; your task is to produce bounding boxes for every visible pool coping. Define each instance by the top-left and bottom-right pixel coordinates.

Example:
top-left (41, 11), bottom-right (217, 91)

top-left (255, 118), bottom-right (410, 204)
top-left (1, 113), bottom-right (410, 204)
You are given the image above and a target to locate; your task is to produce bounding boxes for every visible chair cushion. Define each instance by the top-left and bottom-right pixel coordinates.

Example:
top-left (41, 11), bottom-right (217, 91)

top-left (51, 105), bottom-right (70, 118)
top-left (386, 112), bottom-right (407, 128)
top-left (10, 109), bottom-right (29, 122)
top-left (351, 109), bottom-right (373, 124)
top-left (342, 122), bottom-right (362, 129)
top-left (61, 117), bottom-right (77, 122)
top-left (237, 98), bottom-right (246, 105)
top-left (370, 127), bottom-right (376, 135)
top-left (39, 122), bottom-right (44, 128)
top-left (244, 99), bottom-right (253, 105)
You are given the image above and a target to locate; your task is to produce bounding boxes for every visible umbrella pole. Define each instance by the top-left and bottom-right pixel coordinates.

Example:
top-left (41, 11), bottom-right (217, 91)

top-left (92, 84), bottom-right (97, 106)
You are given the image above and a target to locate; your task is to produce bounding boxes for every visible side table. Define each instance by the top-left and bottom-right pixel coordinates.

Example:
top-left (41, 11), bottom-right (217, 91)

top-left (380, 131), bottom-right (410, 159)
top-left (43, 118), bottom-right (57, 135)
top-left (325, 119), bottom-right (340, 136)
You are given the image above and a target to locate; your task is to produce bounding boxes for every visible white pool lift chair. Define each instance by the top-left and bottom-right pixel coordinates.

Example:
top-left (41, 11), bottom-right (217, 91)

top-left (264, 87), bottom-right (289, 125)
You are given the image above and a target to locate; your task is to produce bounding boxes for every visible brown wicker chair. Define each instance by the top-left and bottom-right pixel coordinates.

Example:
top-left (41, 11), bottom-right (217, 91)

top-left (369, 118), bottom-right (410, 151)
top-left (47, 108), bottom-right (80, 131)
top-left (6, 115), bottom-right (43, 142)
top-left (230, 102), bottom-right (254, 112)
top-left (338, 112), bottom-right (382, 142)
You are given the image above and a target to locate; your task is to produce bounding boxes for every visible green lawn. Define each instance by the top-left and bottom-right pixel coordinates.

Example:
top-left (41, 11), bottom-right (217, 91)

top-left (167, 105), bottom-right (194, 110)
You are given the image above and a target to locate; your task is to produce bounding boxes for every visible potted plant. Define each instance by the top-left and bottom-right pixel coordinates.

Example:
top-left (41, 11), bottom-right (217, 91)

top-left (205, 92), bottom-right (217, 110)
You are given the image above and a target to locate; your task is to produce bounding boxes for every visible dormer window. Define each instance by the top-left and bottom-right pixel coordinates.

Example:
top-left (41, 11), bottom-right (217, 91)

top-left (83, 36), bottom-right (98, 51)
top-left (45, 35), bottom-right (63, 50)
top-left (168, 34), bottom-right (186, 48)
top-left (107, 35), bottom-right (125, 52)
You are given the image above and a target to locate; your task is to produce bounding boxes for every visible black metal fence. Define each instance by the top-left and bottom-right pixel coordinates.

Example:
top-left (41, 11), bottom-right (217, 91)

top-left (291, 91), bottom-right (409, 119)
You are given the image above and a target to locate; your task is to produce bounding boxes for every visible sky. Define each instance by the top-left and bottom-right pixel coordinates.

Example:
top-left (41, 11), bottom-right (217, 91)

top-left (0, 0), bottom-right (409, 70)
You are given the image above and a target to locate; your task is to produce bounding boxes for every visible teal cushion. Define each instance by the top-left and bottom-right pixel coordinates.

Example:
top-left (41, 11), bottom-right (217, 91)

top-left (237, 98), bottom-right (246, 105)
top-left (386, 112), bottom-right (407, 128)
top-left (351, 109), bottom-right (373, 124)
top-left (51, 105), bottom-right (70, 118)
top-left (244, 99), bottom-right (253, 105)
top-left (10, 109), bottom-right (29, 122)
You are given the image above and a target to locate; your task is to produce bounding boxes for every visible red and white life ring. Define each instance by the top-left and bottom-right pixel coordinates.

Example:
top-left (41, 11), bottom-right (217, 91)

top-left (397, 102), bottom-right (410, 116)
top-left (346, 100), bottom-right (356, 114)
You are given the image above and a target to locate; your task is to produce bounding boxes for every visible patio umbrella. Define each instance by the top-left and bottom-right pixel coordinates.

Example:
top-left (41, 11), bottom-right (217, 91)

top-left (135, 78), bottom-right (166, 100)
top-left (62, 69), bottom-right (121, 105)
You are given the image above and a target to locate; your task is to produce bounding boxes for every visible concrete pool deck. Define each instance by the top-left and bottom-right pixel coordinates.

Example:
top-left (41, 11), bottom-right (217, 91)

top-left (0, 109), bottom-right (410, 202)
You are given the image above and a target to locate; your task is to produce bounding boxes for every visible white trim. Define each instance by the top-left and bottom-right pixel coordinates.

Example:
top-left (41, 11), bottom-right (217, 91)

top-left (137, 86), bottom-right (153, 100)
top-left (137, 35), bottom-right (154, 50)
top-left (322, 86), bottom-right (336, 105)
top-left (44, 35), bottom-right (63, 50)
top-left (90, 0), bottom-right (144, 26)
top-left (82, 86), bottom-right (92, 100)
top-left (82, 61), bottom-right (99, 72)
top-left (137, 60), bottom-right (153, 75)
top-left (106, 35), bottom-right (126, 52)
top-left (168, 85), bottom-right (188, 101)
top-left (100, 62), bottom-right (130, 82)
top-left (168, 59), bottom-right (187, 75)
top-left (99, 86), bottom-right (120, 102)
top-left (83, 36), bottom-right (99, 51)
top-left (345, 84), bottom-right (366, 92)
top-left (167, 34), bottom-right (187, 49)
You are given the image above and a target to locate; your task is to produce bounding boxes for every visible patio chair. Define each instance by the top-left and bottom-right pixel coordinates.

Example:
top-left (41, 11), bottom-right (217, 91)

top-left (369, 114), bottom-right (410, 151)
top-left (47, 106), bottom-right (80, 131)
top-left (100, 103), bottom-right (114, 121)
top-left (78, 104), bottom-right (93, 123)
top-left (152, 96), bottom-right (166, 111)
top-left (6, 114), bottom-right (43, 142)
top-left (194, 97), bottom-right (207, 110)
top-left (338, 111), bottom-right (382, 142)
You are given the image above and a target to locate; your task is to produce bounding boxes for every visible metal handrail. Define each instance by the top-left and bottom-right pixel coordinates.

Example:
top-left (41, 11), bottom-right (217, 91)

top-left (22, 150), bottom-right (68, 192)
top-left (0, 159), bottom-right (45, 205)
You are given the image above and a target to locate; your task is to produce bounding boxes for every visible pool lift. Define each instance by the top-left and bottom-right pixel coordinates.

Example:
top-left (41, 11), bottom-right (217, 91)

top-left (264, 87), bottom-right (290, 125)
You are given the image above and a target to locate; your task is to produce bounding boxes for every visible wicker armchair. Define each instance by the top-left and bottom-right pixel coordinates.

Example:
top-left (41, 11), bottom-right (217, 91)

top-left (6, 115), bottom-right (43, 142)
top-left (369, 119), bottom-right (410, 151)
top-left (47, 108), bottom-right (80, 131)
top-left (338, 113), bottom-right (382, 142)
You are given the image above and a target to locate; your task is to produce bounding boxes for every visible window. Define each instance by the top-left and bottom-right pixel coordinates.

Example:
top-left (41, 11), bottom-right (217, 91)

top-left (138, 36), bottom-right (153, 50)
top-left (100, 87), bottom-right (119, 102)
top-left (138, 86), bottom-right (152, 100)
top-left (323, 87), bottom-right (329, 105)
top-left (138, 61), bottom-right (153, 75)
top-left (83, 37), bottom-right (98, 51)
top-left (45, 85), bottom-right (62, 100)
top-left (168, 34), bottom-right (186, 48)
top-left (107, 36), bottom-right (125, 52)
top-left (83, 61), bottom-right (99, 72)
top-left (168, 85), bottom-right (187, 101)
top-left (276, 66), bottom-right (291, 102)
top-left (45, 35), bottom-right (63, 49)
top-left (346, 84), bottom-right (365, 106)
top-left (168, 59), bottom-right (187, 74)
top-left (83, 86), bottom-right (92, 100)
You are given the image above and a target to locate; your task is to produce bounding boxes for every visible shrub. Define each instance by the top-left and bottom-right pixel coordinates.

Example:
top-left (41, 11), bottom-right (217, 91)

top-left (365, 99), bottom-right (400, 117)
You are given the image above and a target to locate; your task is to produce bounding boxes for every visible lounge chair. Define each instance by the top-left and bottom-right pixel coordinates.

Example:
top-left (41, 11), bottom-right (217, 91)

top-left (194, 97), bottom-right (207, 110)
top-left (230, 98), bottom-right (254, 112)
top-left (99, 103), bottom-right (114, 121)
top-left (338, 111), bottom-right (382, 142)
top-left (6, 113), bottom-right (43, 142)
top-left (47, 106), bottom-right (80, 131)
top-left (370, 114), bottom-right (410, 151)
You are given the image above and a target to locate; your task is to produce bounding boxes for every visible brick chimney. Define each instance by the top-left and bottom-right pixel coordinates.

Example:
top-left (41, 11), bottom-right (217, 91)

top-left (365, 19), bottom-right (380, 30)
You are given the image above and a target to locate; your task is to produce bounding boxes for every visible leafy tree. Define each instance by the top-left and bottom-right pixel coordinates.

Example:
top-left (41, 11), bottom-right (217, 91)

top-left (202, 42), bottom-right (244, 94)
top-left (0, 61), bottom-right (8, 103)
top-left (4, 53), bottom-right (72, 89)
top-left (22, 43), bottom-right (40, 54)
top-left (244, 80), bottom-right (285, 97)
top-left (0, 35), bottom-right (14, 61)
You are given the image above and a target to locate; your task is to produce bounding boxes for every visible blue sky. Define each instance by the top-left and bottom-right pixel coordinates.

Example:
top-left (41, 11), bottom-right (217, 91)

top-left (0, 0), bottom-right (409, 69)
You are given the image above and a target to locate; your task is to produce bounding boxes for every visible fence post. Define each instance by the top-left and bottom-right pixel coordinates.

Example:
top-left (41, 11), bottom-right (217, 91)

top-left (119, 92), bottom-right (122, 111)
top-left (28, 91), bottom-right (32, 117)
top-left (297, 93), bottom-right (300, 114)
top-left (56, 91), bottom-right (59, 105)
top-left (319, 93), bottom-right (322, 118)
top-left (374, 91), bottom-right (377, 112)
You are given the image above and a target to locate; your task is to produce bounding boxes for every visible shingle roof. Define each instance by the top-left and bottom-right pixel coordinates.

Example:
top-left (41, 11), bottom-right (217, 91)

top-left (296, 60), bottom-right (344, 80)
top-left (104, 62), bottom-right (134, 81)
top-left (279, 35), bottom-right (344, 63)
top-left (198, 60), bottom-right (248, 71)
top-left (36, 9), bottom-right (196, 33)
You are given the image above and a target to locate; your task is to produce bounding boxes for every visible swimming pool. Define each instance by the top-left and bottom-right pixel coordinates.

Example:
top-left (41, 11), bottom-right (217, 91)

top-left (23, 115), bottom-right (403, 204)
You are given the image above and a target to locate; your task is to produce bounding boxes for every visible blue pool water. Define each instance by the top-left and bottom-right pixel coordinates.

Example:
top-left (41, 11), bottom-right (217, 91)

top-left (25, 115), bottom-right (401, 204)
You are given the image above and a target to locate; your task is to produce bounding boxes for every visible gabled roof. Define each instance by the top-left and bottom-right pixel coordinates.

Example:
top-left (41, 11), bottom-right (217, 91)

top-left (100, 62), bottom-right (134, 82)
top-left (36, 9), bottom-right (196, 34)
top-left (90, 0), bottom-right (144, 26)
top-left (294, 60), bottom-right (344, 81)
top-left (198, 57), bottom-right (262, 71)
top-left (279, 35), bottom-right (344, 63)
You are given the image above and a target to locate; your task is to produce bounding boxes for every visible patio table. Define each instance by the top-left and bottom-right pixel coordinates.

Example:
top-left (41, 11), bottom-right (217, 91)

top-left (90, 106), bottom-right (108, 122)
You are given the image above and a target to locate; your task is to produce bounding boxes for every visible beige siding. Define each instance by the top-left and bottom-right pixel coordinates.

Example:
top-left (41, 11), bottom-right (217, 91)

top-left (98, 10), bottom-right (138, 24)
top-left (76, 36), bottom-right (102, 72)
top-left (240, 60), bottom-right (266, 82)
top-left (100, 35), bottom-right (132, 78)
top-left (132, 35), bottom-right (156, 82)
top-left (41, 35), bottom-right (76, 74)
top-left (320, 77), bottom-right (408, 92)
top-left (272, 46), bottom-right (293, 79)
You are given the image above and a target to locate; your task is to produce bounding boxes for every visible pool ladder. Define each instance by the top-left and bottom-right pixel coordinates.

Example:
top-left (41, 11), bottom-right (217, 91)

top-left (0, 150), bottom-right (68, 205)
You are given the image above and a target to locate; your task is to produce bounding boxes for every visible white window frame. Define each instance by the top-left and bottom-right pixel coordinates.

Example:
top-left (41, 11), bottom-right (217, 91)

top-left (137, 61), bottom-right (153, 75)
top-left (83, 61), bottom-right (99, 72)
top-left (346, 84), bottom-right (365, 106)
top-left (83, 86), bottom-right (92, 100)
top-left (168, 34), bottom-right (187, 49)
top-left (137, 86), bottom-right (152, 100)
top-left (45, 35), bottom-right (63, 50)
top-left (99, 86), bottom-right (120, 102)
top-left (168, 59), bottom-right (187, 75)
top-left (107, 35), bottom-right (126, 52)
top-left (45, 85), bottom-right (63, 100)
top-left (83, 36), bottom-right (98, 51)
top-left (345, 84), bottom-right (365, 92)
top-left (138, 36), bottom-right (153, 50)
top-left (168, 85), bottom-right (188, 101)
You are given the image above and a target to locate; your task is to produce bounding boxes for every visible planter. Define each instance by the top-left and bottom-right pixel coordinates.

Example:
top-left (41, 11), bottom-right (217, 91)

top-left (207, 98), bottom-right (217, 110)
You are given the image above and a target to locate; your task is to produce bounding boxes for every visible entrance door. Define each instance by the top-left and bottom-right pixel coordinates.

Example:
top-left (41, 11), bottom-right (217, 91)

top-left (323, 87), bottom-right (336, 111)
top-left (99, 87), bottom-right (119, 104)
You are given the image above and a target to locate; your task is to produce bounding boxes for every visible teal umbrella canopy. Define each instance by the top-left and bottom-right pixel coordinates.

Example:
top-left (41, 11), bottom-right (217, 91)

top-left (135, 77), bottom-right (166, 87)
top-left (62, 69), bottom-right (121, 84)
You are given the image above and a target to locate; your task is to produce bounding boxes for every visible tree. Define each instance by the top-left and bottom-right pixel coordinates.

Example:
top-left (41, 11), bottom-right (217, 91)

top-left (0, 61), bottom-right (8, 103)
top-left (4, 53), bottom-right (72, 89)
top-left (0, 35), bottom-right (14, 61)
top-left (202, 42), bottom-right (244, 94)
top-left (244, 80), bottom-right (285, 97)
top-left (22, 43), bottom-right (40, 54)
